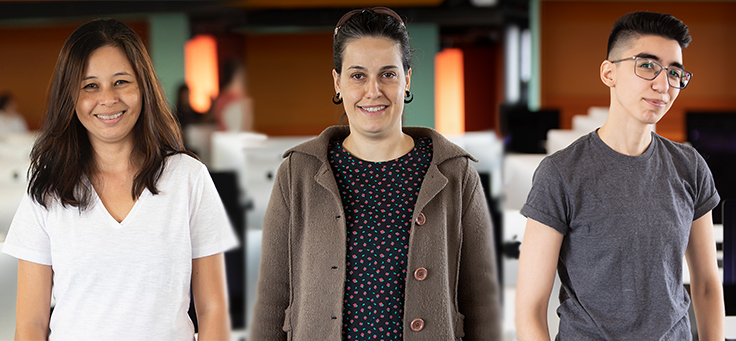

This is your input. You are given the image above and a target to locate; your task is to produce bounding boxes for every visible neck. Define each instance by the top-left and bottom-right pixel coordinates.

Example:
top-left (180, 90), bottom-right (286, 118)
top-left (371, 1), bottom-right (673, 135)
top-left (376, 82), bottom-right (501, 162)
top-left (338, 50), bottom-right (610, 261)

top-left (90, 138), bottom-right (140, 174)
top-left (342, 129), bottom-right (414, 162)
top-left (597, 109), bottom-right (653, 156)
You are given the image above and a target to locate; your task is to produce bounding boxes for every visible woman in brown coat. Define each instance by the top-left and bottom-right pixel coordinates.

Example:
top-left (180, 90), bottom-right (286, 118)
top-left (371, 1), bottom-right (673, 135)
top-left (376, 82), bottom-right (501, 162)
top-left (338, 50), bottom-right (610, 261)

top-left (250, 7), bottom-right (501, 340)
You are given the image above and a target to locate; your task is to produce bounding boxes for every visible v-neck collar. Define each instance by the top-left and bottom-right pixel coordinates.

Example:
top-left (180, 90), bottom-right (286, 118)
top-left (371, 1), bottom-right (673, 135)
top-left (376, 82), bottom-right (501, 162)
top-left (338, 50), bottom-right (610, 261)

top-left (93, 188), bottom-right (150, 228)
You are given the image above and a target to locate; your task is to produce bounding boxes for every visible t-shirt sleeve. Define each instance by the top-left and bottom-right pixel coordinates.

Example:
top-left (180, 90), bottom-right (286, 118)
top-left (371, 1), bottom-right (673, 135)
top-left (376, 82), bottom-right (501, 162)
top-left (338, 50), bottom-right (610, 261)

top-left (189, 164), bottom-right (239, 259)
top-left (1, 193), bottom-right (52, 265)
top-left (520, 157), bottom-right (570, 235)
top-left (692, 152), bottom-right (720, 221)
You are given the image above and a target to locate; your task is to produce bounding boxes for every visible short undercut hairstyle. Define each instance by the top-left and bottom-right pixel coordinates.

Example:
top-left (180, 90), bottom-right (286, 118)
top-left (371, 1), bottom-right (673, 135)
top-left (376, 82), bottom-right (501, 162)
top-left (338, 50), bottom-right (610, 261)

top-left (607, 11), bottom-right (691, 59)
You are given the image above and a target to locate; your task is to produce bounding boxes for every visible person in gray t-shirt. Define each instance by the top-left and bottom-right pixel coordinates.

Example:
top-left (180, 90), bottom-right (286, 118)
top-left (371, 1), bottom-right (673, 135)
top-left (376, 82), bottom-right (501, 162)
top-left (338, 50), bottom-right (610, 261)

top-left (515, 11), bottom-right (725, 341)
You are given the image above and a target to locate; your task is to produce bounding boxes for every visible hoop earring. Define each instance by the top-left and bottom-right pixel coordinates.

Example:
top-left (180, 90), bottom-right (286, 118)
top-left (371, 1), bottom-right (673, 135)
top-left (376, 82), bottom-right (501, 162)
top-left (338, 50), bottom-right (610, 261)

top-left (332, 93), bottom-right (343, 105)
top-left (404, 90), bottom-right (413, 104)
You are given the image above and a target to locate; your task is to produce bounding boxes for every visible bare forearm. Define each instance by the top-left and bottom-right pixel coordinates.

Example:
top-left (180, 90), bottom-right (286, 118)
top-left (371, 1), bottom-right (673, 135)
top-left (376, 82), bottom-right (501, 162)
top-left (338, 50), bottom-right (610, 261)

top-left (191, 253), bottom-right (231, 341)
top-left (15, 323), bottom-right (49, 341)
top-left (516, 308), bottom-right (552, 341)
top-left (15, 261), bottom-right (52, 341)
top-left (685, 212), bottom-right (725, 341)
top-left (515, 218), bottom-right (562, 341)
top-left (196, 307), bottom-right (231, 341)
top-left (691, 284), bottom-right (725, 341)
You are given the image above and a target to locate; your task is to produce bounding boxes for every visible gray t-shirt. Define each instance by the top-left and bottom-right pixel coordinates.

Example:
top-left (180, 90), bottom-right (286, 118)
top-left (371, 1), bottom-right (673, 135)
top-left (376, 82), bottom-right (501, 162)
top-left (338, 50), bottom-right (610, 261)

top-left (521, 130), bottom-right (720, 340)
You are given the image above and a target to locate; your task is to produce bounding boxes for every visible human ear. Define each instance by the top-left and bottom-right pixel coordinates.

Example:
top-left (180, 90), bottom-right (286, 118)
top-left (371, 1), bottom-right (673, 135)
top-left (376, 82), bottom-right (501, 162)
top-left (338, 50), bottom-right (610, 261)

top-left (332, 69), bottom-right (340, 93)
top-left (600, 60), bottom-right (615, 88)
top-left (405, 68), bottom-right (412, 92)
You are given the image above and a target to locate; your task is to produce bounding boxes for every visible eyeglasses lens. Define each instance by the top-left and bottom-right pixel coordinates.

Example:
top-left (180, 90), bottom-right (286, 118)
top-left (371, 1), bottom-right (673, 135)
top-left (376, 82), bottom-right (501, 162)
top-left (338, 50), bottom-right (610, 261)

top-left (633, 57), bottom-right (690, 89)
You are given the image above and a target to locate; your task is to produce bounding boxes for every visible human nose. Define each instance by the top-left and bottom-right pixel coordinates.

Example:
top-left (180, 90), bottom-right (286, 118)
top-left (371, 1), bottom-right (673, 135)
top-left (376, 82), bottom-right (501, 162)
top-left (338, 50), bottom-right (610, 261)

top-left (364, 77), bottom-right (382, 98)
top-left (99, 85), bottom-right (119, 106)
top-left (651, 68), bottom-right (670, 93)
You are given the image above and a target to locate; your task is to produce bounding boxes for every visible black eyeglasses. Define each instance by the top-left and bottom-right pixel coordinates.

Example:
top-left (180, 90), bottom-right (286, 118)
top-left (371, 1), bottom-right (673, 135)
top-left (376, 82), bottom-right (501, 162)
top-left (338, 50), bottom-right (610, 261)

top-left (609, 56), bottom-right (692, 89)
top-left (334, 7), bottom-right (406, 37)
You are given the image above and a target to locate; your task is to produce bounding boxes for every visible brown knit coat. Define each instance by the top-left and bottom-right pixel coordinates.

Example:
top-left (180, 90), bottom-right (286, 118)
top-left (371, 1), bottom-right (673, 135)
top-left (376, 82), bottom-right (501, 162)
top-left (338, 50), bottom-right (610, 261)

top-left (250, 126), bottom-right (501, 340)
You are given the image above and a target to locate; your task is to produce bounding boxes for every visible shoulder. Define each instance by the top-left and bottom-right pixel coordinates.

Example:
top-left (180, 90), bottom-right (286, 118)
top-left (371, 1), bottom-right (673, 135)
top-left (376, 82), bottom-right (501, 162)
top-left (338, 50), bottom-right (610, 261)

top-left (166, 153), bottom-right (205, 171)
top-left (161, 153), bottom-right (208, 183)
top-left (524, 134), bottom-right (597, 187)
top-left (402, 126), bottom-right (476, 164)
top-left (547, 132), bottom-right (596, 164)
top-left (652, 133), bottom-right (702, 161)
top-left (651, 134), bottom-right (713, 180)
top-left (283, 125), bottom-right (349, 160)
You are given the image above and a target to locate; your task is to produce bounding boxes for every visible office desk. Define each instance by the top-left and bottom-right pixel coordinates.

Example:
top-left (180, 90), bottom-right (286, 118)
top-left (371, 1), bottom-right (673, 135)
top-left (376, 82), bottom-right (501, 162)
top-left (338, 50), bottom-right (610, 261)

top-left (0, 183), bottom-right (25, 239)
top-left (0, 243), bottom-right (18, 340)
top-left (728, 317), bottom-right (736, 339)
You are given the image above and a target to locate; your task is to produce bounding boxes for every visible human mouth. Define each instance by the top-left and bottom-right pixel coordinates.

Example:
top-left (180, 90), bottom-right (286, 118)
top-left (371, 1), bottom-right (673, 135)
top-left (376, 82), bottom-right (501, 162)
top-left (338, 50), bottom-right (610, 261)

top-left (359, 105), bottom-right (387, 113)
top-left (644, 99), bottom-right (667, 108)
top-left (95, 111), bottom-right (125, 120)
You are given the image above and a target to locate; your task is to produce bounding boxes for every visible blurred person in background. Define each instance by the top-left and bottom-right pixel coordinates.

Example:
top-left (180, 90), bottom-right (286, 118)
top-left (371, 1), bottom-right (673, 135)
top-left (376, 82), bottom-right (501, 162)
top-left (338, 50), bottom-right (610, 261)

top-left (0, 91), bottom-right (29, 134)
top-left (175, 82), bottom-right (206, 150)
top-left (175, 83), bottom-right (204, 130)
top-left (516, 11), bottom-right (724, 341)
top-left (1, 18), bottom-right (238, 340)
top-left (211, 59), bottom-right (254, 133)
top-left (250, 6), bottom-right (501, 340)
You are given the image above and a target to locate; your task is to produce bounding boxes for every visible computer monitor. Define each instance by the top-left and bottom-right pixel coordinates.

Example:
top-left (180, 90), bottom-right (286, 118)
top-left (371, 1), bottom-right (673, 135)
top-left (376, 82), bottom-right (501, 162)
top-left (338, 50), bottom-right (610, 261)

top-left (724, 199), bottom-right (735, 315)
top-left (499, 103), bottom-right (560, 154)
top-left (686, 112), bottom-right (736, 224)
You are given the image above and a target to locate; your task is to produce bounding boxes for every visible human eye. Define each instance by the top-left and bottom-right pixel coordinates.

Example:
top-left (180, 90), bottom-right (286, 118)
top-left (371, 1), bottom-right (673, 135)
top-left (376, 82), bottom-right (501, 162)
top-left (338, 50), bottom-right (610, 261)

top-left (350, 73), bottom-right (365, 80)
top-left (82, 82), bottom-right (98, 90)
top-left (667, 68), bottom-right (683, 80)
top-left (637, 60), bottom-right (655, 69)
top-left (114, 79), bottom-right (131, 86)
top-left (382, 71), bottom-right (397, 79)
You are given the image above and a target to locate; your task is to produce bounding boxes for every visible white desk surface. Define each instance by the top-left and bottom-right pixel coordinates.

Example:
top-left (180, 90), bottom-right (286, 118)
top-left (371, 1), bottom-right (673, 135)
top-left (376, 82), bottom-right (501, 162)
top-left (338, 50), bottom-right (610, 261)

top-left (727, 316), bottom-right (736, 338)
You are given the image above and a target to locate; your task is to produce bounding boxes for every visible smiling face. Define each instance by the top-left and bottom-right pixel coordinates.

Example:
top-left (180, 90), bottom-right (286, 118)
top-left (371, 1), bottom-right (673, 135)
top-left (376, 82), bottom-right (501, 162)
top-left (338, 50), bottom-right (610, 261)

top-left (603, 34), bottom-right (683, 125)
top-left (76, 45), bottom-right (142, 148)
top-left (333, 36), bottom-right (411, 140)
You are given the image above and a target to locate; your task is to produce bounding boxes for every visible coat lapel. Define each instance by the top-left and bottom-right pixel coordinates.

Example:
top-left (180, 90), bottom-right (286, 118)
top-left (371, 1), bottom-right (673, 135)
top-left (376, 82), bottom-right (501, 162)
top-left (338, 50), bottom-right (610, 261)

top-left (414, 164), bottom-right (448, 216)
top-left (314, 162), bottom-right (344, 213)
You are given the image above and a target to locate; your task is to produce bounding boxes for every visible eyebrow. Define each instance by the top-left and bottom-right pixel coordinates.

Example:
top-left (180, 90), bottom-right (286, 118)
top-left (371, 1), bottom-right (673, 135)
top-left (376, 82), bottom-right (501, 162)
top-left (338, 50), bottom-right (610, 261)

top-left (81, 72), bottom-right (134, 81)
top-left (635, 52), bottom-right (684, 69)
top-left (346, 65), bottom-right (400, 72)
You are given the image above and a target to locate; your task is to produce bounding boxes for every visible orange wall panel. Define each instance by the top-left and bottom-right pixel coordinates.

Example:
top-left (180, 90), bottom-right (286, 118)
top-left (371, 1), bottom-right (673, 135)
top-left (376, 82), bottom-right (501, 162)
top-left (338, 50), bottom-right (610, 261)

top-left (435, 48), bottom-right (465, 135)
top-left (244, 32), bottom-right (342, 136)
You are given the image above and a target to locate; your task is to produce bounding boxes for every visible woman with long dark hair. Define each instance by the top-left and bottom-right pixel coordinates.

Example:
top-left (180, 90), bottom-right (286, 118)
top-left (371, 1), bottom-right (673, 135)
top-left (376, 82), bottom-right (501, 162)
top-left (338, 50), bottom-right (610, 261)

top-left (2, 18), bottom-right (237, 340)
top-left (250, 7), bottom-right (501, 340)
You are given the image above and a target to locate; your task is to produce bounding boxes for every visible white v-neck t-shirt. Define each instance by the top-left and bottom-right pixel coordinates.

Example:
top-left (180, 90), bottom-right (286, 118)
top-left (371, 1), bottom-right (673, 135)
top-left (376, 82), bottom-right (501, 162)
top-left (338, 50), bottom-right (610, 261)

top-left (2, 154), bottom-right (238, 340)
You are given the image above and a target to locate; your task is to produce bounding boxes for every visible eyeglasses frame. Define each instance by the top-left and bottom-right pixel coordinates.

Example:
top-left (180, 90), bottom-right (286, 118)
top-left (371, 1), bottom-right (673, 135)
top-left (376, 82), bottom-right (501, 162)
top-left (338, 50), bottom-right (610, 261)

top-left (608, 56), bottom-right (693, 89)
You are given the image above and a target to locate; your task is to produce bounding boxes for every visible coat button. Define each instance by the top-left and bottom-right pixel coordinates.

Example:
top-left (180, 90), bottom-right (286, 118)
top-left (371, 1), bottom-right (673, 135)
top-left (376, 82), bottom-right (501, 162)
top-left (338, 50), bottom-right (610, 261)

top-left (415, 212), bottom-right (426, 226)
top-left (410, 318), bottom-right (425, 331)
top-left (414, 267), bottom-right (428, 281)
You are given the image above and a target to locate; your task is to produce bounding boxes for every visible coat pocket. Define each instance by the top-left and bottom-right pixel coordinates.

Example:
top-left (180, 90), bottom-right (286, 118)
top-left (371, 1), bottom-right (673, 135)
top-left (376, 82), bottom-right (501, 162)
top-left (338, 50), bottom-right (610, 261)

top-left (454, 311), bottom-right (465, 339)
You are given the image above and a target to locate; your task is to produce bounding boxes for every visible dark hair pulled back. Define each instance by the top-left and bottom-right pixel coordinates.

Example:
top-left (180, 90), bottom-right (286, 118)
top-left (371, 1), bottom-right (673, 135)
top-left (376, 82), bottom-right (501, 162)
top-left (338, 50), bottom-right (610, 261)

top-left (333, 9), bottom-right (412, 74)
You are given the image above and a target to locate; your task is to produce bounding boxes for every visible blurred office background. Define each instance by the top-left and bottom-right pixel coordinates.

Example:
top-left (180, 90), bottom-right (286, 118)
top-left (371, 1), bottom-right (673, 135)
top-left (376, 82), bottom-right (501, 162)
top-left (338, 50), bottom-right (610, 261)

top-left (0, 1), bottom-right (734, 340)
